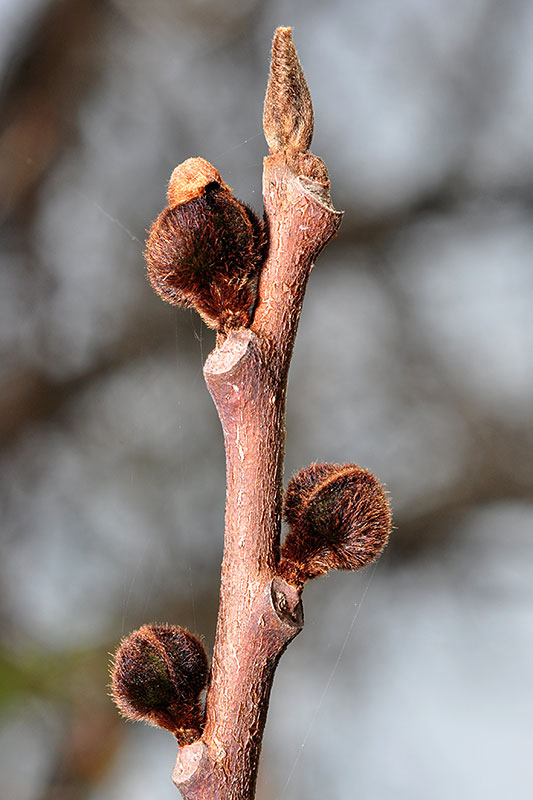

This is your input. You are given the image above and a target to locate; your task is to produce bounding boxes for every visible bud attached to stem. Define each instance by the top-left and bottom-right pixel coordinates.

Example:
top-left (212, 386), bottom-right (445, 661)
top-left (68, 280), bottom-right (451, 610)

top-left (278, 463), bottom-right (392, 585)
top-left (145, 157), bottom-right (266, 332)
top-left (110, 623), bottom-right (209, 746)
top-left (263, 26), bottom-right (314, 153)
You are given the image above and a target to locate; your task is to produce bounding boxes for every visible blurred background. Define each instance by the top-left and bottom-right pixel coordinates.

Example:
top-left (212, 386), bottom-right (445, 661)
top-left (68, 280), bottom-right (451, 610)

top-left (1, 1), bottom-right (532, 798)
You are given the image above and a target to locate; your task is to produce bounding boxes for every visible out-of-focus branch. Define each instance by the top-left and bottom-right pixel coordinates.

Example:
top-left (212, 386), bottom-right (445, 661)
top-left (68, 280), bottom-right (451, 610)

top-left (0, 0), bottom-right (104, 221)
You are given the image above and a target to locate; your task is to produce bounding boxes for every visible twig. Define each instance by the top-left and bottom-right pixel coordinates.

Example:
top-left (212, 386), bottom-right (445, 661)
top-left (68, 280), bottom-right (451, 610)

top-left (172, 28), bottom-right (342, 799)
top-left (112, 26), bottom-right (391, 800)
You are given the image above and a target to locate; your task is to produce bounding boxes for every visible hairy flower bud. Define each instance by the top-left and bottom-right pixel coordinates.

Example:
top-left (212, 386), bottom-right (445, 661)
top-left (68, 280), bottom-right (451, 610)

top-left (110, 623), bottom-right (209, 745)
top-left (145, 157), bottom-right (267, 332)
top-left (278, 463), bottom-right (392, 585)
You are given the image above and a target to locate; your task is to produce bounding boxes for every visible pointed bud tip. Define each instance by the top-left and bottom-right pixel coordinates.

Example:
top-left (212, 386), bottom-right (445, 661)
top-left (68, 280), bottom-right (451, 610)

top-left (263, 26), bottom-right (314, 153)
top-left (274, 26), bottom-right (293, 41)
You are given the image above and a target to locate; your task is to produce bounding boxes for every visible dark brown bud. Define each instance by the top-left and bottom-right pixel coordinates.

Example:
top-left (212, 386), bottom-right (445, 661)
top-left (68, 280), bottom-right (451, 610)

top-left (278, 463), bottom-right (392, 585)
top-left (263, 27), bottom-right (314, 154)
top-left (110, 623), bottom-right (209, 746)
top-left (145, 157), bottom-right (266, 332)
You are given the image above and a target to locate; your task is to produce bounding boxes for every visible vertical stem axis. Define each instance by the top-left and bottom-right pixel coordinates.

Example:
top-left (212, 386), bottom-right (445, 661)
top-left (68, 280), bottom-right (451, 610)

top-left (173, 28), bottom-right (342, 800)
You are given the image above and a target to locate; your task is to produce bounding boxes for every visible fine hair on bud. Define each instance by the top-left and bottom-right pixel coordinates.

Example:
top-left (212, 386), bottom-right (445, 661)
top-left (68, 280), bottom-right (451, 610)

top-left (145, 157), bottom-right (267, 332)
top-left (278, 463), bottom-right (392, 585)
top-left (263, 27), bottom-right (314, 153)
top-left (110, 623), bottom-right (209, 746)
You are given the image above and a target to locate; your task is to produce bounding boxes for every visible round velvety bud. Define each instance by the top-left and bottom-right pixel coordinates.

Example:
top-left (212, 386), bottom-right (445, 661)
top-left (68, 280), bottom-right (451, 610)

top-left (279, 463), bottom-right (392, 584)
top-left (110, 623), bottom-right (209, 745)
top-left (145, 157), bottom-right (266, 332)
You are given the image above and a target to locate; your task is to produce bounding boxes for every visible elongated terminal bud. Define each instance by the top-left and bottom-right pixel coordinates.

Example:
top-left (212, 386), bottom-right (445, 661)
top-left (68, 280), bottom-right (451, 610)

top-left (145, 157), bottom-right (267, 332)
top-left (110, 623), bottom-right (209, 746)
top-left (263, 26), bottom-right (314, 153)
top-left (278, 463), bottom-right (392, 585)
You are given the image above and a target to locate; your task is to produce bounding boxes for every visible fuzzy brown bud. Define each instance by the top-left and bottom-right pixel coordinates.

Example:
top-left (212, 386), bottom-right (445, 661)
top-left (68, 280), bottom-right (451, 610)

top-left (278, 463), bottom-right (392, 585)
top-left (263, 27), bottom-right (314, 153)
top-left (110, 623), bottom-right (209, 746)
top-left (145, 157), bottom-right (266, 332)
